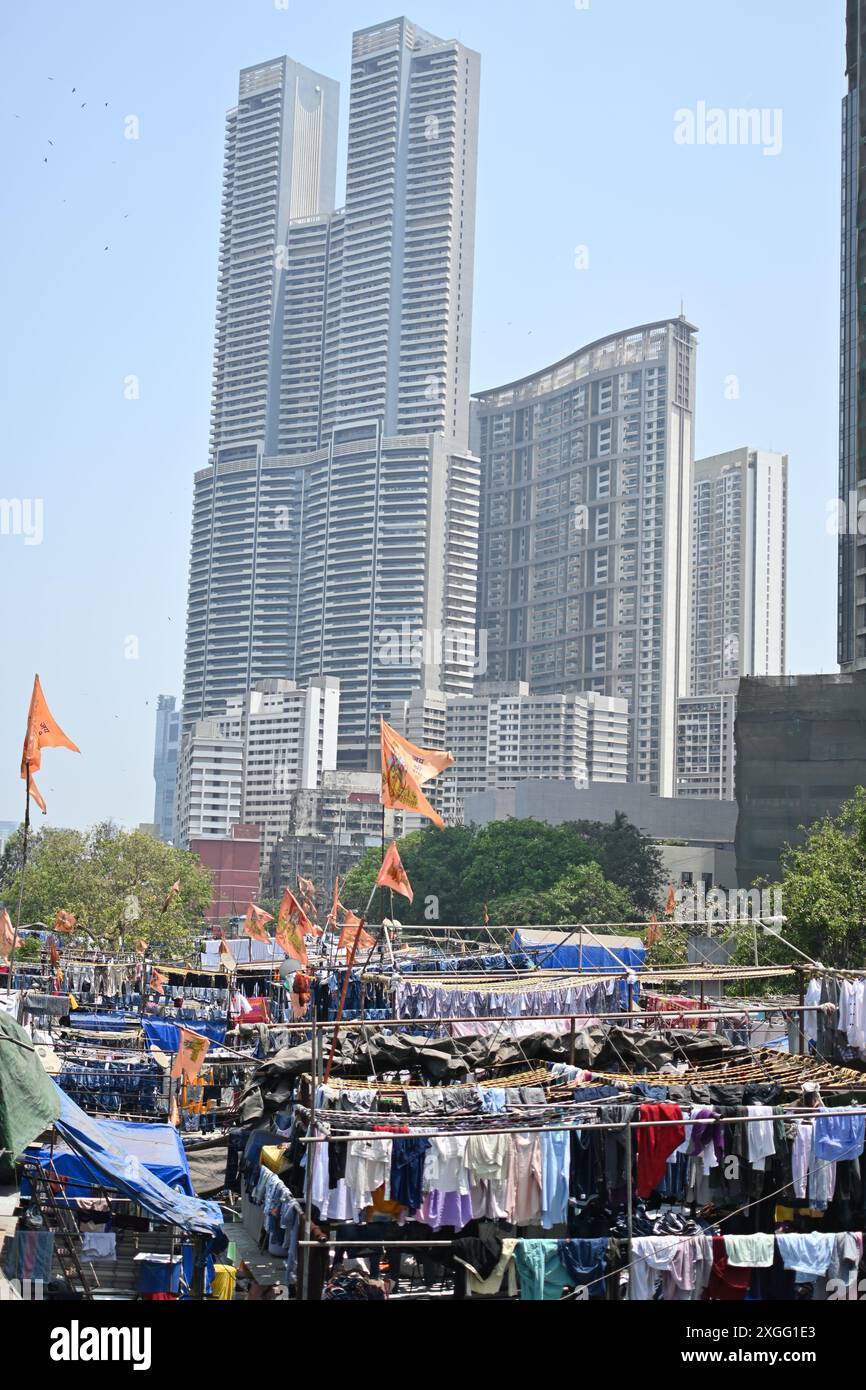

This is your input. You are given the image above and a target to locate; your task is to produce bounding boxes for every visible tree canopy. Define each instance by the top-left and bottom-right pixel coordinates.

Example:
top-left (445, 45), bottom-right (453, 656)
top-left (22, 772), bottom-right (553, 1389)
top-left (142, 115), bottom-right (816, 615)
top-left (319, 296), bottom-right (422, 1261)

top-left (763, 787), bottom-right (866, 968)
top-left (0, 821), bottom-right (212, 958)
top-left (339, 814), bottom-right (661, 927)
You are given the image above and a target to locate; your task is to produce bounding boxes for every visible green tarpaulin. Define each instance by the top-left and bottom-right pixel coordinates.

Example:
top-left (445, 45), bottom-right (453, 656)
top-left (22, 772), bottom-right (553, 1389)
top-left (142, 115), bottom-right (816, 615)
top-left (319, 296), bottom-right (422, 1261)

top-left (0, 1008), bottom-right (61, 1160)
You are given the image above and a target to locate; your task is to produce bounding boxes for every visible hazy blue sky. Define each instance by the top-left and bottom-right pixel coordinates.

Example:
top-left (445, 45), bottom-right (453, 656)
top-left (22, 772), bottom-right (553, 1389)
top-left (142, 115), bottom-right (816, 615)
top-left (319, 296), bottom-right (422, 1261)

top-left (0, 0), bottom-right (845, 831)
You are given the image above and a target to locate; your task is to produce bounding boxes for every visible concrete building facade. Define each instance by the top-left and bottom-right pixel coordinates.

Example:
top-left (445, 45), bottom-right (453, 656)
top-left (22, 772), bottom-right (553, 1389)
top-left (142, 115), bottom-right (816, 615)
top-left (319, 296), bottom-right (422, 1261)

top-left (735, 672), bottom-right (866, 887)
top-left (675, 690), bottom-right (737, 801)
top-left (689, 448), bottom-right (787, 695)
top-left (474, 317), bottom-right (697, 796)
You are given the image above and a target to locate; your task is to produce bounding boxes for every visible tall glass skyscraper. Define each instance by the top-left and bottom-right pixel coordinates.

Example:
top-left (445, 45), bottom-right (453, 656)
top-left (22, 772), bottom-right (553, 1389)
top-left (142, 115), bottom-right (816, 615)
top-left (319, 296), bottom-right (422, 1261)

top-left (182, 20), bottom-right (481, 768)
top-left (840, 0), bottom-right (866, 670)
top-left (475, 318), bottom-right (697, 796)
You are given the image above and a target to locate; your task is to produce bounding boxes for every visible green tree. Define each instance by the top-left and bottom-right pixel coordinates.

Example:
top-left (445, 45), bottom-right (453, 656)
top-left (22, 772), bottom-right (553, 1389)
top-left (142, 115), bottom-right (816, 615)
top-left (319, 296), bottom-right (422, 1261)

top-left (488, 861), bottom-right (634, 926)
top-left (0, 822), bottom-right (212, 957)
top-left (568, 812), bottom-right (664, 916)
top-left (762, 788), bottom-right (866, 968)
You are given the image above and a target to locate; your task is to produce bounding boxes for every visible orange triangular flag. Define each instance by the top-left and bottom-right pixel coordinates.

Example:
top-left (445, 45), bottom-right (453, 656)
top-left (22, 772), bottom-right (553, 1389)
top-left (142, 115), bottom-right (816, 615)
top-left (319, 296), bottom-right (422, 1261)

top-left (54, 909), bottom-right (76, 934)
top-left (339, 904), bottom-right (362, 928)
top-left (150, 969), bottom-right (167, 994)
top-left (338, 920), bottom-right (376, 951)
top-left (376, 842), bottom-right (413, 903)
top-left (275, 888), bottom-right (310, 966)
top-left (161, 879), bottom-right (181, 913)
top-left (20, 676), bottom-right (80, 813)
top-left (0, 908), bottom-right (18, 960)
top-left (169, 1095), bottom-right (181, 1128)
top-left (326, 877), bottom-right (340, 929)
top-left (298, 875), bottom-right (316, 903)
top-left (28, 777), bottom-right (47, 814)
top-left (664, 883), bottom-right (677, 917)
top-left (645, 913), bottom-right (662, 949)
top-left (171, 1026), bottom-right (211, 1081)
top-left (134, 938), bottom-right (148, 956)
top-left (380, 718), bottom-right (447, 828)
top-left (243, 902), bottom-right (273, 944)
top-left (49, 940), bottom-right (60, 967)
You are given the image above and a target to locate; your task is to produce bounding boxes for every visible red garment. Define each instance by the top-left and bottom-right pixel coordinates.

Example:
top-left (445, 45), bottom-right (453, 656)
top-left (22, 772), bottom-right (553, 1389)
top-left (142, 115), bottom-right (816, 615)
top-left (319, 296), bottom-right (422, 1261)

top-left (635, 1103), bottom-right (685, 1198)
top-left (703, 1235), bottom-right (752, 1301)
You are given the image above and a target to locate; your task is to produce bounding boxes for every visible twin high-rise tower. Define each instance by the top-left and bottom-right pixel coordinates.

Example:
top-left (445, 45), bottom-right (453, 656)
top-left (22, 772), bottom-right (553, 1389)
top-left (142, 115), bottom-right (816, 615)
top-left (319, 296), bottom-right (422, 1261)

top-left (182, 20), bottom-right (481, 768)
top-left (181, 16), bottom-right (786, 819)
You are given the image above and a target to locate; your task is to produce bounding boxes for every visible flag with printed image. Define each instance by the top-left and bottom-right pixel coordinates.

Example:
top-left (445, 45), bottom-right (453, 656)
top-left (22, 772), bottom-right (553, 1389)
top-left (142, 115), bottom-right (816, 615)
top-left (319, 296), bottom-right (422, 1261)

top-left (379, 718), bottom-right (450, 828)
top-left (243, 902), bottom-right (273, 944)
top-left (275, 888), bottom-right (312, 967)
top-left (171, 1026), bottom-right (211, 1081)
top-left (376, 842), bottom-right (414, 903)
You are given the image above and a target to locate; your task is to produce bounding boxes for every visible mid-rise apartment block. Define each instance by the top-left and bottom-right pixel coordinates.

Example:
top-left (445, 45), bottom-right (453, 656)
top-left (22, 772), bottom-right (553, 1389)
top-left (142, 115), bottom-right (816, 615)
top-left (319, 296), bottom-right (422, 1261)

top-left (675, 690), bottom-right (737, 800)
top-left (175, 677), bottom-right (339, 866)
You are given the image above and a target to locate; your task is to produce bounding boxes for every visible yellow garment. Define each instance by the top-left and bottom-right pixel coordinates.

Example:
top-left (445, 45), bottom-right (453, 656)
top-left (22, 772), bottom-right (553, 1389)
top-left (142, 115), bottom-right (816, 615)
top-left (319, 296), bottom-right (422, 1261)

top-left (261, 1145), bottom-right (291, 1174)
top-left (366, 1185), bottom-right (406, 1219)
top-left (209, 1265), bottom-right (237, 1301)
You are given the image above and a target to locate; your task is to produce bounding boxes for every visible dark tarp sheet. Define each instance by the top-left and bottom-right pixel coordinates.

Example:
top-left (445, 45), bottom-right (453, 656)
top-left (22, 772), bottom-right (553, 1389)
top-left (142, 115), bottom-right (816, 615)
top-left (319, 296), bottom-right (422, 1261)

top-left (26, 1086), bottom-right (223, 1236)
top-left (0, 1008), bottom-right (61, 1159)
top-left (182, 1136), bottom-right (231, 1197)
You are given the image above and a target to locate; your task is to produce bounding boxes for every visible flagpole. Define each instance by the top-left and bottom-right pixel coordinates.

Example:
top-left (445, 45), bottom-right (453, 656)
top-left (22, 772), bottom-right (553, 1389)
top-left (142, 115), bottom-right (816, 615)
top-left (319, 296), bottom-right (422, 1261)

top-left (8, 767), bottom-right (31, 994)
top-left (323, 879), bottom-right (378, 1083)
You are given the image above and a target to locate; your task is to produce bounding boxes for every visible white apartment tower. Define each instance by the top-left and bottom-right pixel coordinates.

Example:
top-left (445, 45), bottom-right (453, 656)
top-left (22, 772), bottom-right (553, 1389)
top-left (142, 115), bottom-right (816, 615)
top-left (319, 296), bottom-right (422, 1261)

top-left (176, 677), bottom-right (339, 863)
top-left (182, 21), bottom-right (482, 773)
top-left (689, 448), bottom-right (787, 695)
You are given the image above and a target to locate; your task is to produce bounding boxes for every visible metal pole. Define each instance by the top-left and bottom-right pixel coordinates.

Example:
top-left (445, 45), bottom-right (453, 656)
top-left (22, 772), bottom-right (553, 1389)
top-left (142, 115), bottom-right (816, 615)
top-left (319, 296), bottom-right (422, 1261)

top-left (625, 1117), bottom-right (634, 1255)
top-left (797, 968), bottom-right (806, 1055)
top-left (323, 881), bottom-right (379, 1083)
top-left (301, 1003), bottom-right (318, 1303)
top-left (8, 767), bottom-right (31, 993)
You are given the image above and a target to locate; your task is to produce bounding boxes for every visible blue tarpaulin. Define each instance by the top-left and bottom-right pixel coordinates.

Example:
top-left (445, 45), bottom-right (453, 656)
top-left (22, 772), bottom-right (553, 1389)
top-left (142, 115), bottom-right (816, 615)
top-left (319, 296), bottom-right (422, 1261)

top-left (65, 1011), bottom-right (141, 1031)
top-left (24, 1086), bottom-right (223, 1237)
top-left (142, 1018), bottom-right (226, 1052)
top-left (512, 932), bottom-right (646, 974)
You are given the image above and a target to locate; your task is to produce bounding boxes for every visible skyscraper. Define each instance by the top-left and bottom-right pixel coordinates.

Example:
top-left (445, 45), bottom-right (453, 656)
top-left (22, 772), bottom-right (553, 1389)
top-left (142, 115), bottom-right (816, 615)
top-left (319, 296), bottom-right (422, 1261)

top-left (475, 318), bottom-right (697, 795)
top-left (182, 21), bottom-right (481, 770)
top-left (840, 0), bottom-right (866, 670)
top-left (152, 695), bottom-right (181, 842)
top-left (689, 448), bottom-right (787, 695)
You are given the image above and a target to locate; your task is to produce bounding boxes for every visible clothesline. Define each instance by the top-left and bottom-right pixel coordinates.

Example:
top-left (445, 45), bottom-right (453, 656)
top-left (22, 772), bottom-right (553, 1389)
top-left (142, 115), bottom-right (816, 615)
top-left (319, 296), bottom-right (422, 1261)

top-left (300, 1105), bottom-right (866, 1144)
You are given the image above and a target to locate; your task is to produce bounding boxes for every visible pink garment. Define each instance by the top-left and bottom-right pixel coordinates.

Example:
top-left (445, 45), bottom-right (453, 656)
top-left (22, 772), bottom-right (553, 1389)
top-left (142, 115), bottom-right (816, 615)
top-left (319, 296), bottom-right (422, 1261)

top-left (511, 1132), bottom-right (542, 1225)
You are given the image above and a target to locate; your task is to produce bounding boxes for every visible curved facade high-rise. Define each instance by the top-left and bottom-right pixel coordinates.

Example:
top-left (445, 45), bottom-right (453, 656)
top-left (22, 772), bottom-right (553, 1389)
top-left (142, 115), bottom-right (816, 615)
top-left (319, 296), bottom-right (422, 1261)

top-left (474, 317), bottom-right (697, 795)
